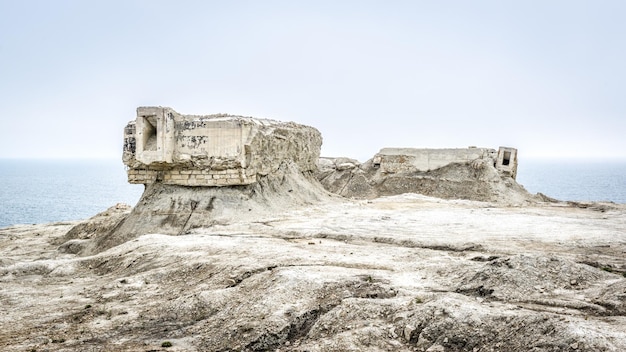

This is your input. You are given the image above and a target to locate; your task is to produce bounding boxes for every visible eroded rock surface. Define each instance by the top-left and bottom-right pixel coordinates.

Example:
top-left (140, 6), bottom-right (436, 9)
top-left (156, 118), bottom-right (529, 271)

top-left (1, 195), bottom-right (625, 351)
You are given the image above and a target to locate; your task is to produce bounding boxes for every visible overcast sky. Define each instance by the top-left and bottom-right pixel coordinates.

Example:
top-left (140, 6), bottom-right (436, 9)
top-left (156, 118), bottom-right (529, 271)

top-left (1, 0), bottom-right (625, 160)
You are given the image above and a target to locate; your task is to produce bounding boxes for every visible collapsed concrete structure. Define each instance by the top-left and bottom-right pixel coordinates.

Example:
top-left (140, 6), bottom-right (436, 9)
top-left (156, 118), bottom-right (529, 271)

top-left (318, 146), bottom-right (530, 203)
top-left (372, 147), bottom-right (518, 179)
top-left (123, 107), bottom-right (322, 186)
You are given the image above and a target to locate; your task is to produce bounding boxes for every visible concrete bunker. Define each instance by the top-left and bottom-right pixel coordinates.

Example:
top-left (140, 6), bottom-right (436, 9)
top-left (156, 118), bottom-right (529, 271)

top-left (123, 107), bottom-right (322, 186)
top-left (369, 146), bottom-right (518, 179)
top-left (316, 146), bottom-right (526, 202)
top-left (371, 146), bottom-right (518, 179)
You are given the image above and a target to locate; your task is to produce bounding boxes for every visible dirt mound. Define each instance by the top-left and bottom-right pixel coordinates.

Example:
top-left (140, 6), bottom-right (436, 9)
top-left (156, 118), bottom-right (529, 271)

top-left (63, 162), bottom-right (334, 255)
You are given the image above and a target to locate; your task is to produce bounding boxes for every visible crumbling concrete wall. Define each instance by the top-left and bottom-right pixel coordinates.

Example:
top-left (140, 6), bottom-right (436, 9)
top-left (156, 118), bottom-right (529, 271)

top-left (317, 146), bottom-right (532, 204)
top-left (123, 107), bottom-right (322, 186)
top-left (371, 147), bottom-right (518, 180)
top-left (373, 147), bottom-right (497, 173)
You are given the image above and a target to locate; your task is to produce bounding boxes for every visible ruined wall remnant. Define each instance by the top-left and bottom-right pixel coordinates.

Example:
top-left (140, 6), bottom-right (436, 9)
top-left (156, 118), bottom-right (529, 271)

top-left (373, 147), bottom-right (497, 174)
top-left (371, 146), bottom-right (518, 180)
top-left (123, 107), bottom-right (322, 186)
top-left (317, 146), bottom-right (531, 203)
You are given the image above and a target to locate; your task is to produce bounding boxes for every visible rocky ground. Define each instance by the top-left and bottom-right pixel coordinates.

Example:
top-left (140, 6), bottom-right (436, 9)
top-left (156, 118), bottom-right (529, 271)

top-left (1, 192), bottom-right (625, 351)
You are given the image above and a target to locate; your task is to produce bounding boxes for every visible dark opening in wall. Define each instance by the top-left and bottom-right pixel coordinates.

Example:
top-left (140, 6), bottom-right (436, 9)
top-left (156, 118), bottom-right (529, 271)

top-left (142, 116), bottom-right (158, 151)
top-left (372, 156), bottom-right (381, 168)
top-left (503, 151), bottom-right (511, 166)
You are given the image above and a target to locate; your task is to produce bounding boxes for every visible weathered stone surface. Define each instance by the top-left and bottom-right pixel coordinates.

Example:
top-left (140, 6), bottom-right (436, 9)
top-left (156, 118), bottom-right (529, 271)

top-left (123, 107), bottom-right (322, 186)
top-left (2, 195), bottom-right (625, 351)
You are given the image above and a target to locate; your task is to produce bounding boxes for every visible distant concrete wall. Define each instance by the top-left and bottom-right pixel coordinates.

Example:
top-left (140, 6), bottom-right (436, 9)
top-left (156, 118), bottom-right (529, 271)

top-left (373, 147), bottom-right (498, 173)
top-left (123, 107), bottom-right (322, 186)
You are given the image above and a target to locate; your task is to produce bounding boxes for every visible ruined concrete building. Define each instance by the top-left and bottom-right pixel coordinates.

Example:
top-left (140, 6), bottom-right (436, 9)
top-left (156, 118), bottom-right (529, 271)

top-left (317, 145), bottom-right (524, 202)
top-left (372, 146), bottom-right (518, 179)
top-left (123, 107), bottom-right (322, 186)
top-left (122, 106), bottom-right (520, 204)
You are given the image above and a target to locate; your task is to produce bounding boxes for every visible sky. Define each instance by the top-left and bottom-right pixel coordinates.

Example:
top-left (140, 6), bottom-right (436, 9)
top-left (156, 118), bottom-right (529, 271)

top-left (0, 0), bottom-right (625, 161)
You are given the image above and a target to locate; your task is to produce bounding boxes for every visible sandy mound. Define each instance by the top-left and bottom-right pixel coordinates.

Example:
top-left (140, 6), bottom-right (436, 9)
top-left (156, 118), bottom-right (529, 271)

top-left (62, 162), bottom-right (334, 255)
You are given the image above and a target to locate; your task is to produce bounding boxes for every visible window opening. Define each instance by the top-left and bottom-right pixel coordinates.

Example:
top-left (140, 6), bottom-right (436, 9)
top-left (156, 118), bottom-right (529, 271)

top-left (502, 151), bottom-right (511, 166)
top-left (142, 116), bottom-right (158, 151)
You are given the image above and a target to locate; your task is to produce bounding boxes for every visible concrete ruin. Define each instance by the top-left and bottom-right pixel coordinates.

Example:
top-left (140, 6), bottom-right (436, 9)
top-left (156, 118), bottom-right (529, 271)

top-left (120, 106), bottom-right (529, 208)
top-left (317, 146), bottom-right (529, 203)
top-left (123, 107), bottom-right (322, 186)
top-left (87, 107), bottom-right (331, 250)
top-left (372, 146), bottom-right (518, 179)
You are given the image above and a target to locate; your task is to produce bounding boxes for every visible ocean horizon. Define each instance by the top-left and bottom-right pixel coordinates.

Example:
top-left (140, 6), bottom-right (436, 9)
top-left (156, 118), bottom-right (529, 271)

top-left (0, 158), bottom-right (144, 228)
top-left (515, 158), bottom-right (626, 204)
top-left (1, 158), bottom-right (625, 228)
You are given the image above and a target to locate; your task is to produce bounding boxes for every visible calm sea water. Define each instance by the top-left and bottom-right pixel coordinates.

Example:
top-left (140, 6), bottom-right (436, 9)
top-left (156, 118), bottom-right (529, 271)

top-left (0, 159), bottom-right (143, 228)
top-left (516, 159), bottom-right (626, 204)
top-left (0, 158), bottom-right (625, 228)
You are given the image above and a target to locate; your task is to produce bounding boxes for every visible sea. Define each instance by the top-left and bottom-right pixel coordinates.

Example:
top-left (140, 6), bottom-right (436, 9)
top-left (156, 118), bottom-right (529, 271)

top-left (0, 158), bottom-right (625, 228)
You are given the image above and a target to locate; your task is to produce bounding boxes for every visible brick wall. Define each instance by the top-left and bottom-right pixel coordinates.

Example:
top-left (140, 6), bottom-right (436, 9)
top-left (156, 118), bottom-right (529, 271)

top-left (127, 168), bottom-right (257, 186)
